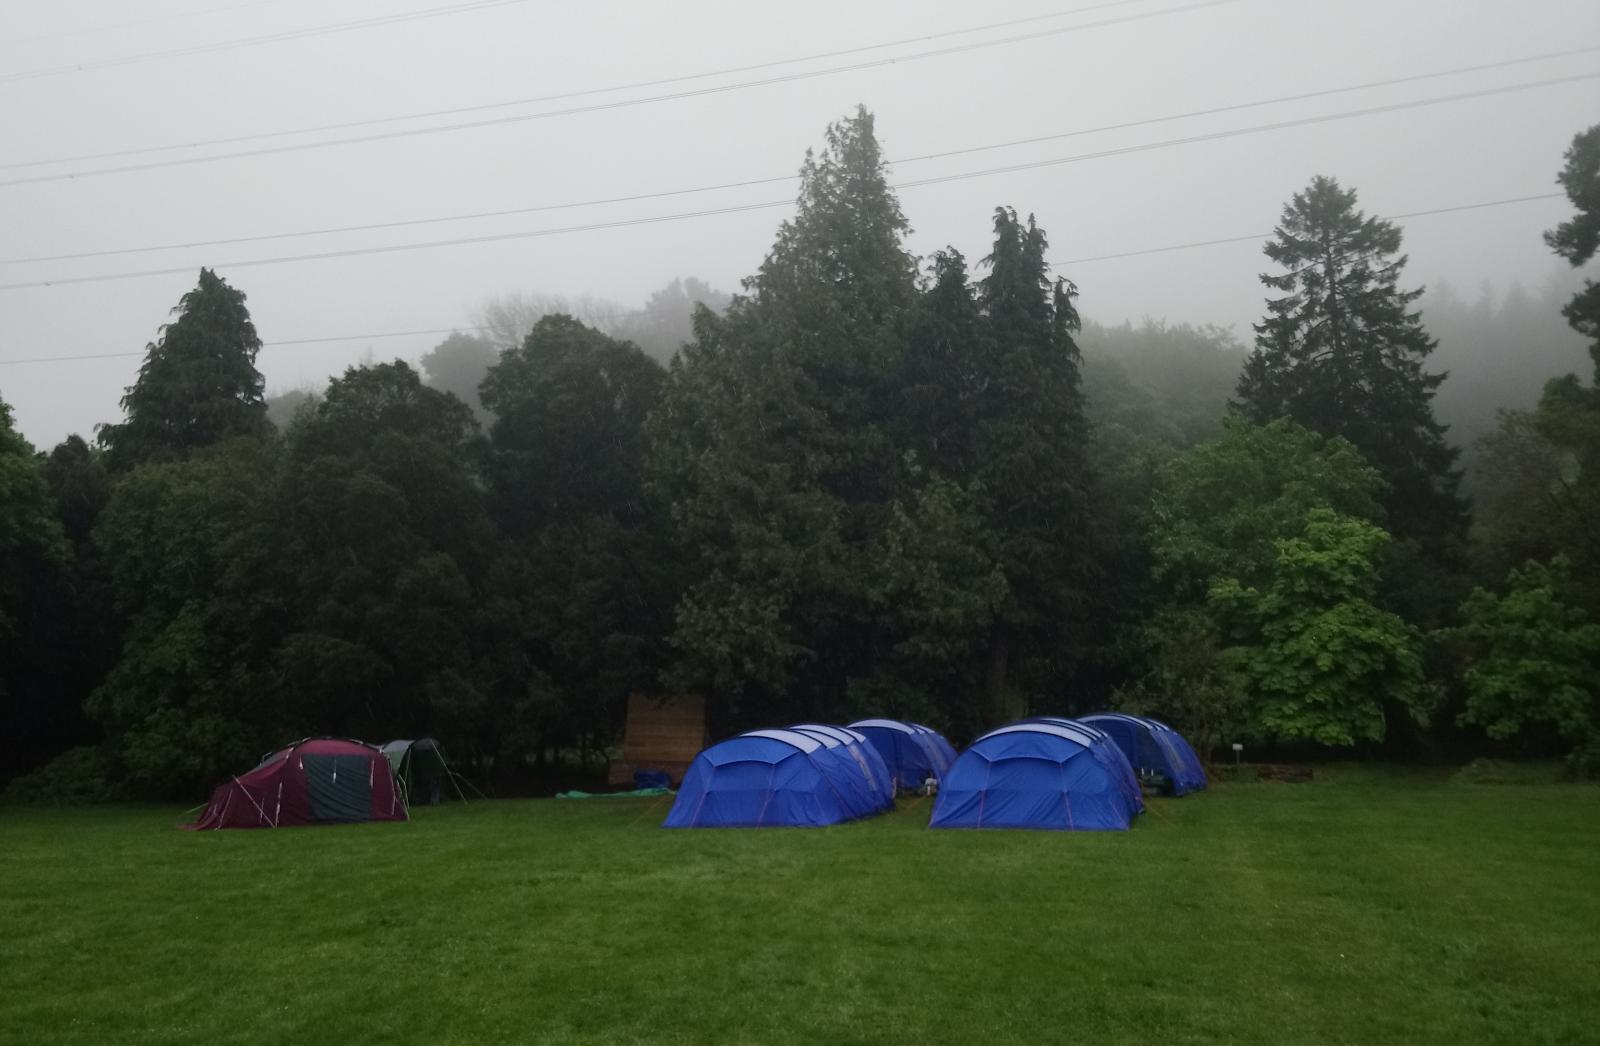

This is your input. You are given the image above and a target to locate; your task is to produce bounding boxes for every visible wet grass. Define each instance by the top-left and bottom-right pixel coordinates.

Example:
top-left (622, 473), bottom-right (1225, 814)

top-left (1, 766), bottom-right (1597, 1045)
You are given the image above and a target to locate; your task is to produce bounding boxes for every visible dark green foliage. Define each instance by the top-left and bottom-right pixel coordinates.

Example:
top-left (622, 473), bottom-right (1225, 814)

top-left (480, 316), bottom-right (673, 760)
top-left (1236, 177), bottom-right (1465, 553)
top-left (1452, 557), bottom-right (1600, 747)
top-left (99, 269), bottom-right (269, 472)
top-left (274, 362), bottom-right (495, 749)
top-left (649, 107), bottom-right (919, 725)
top-left (481, 315), bottom-right (664, 534)
top-left (87, 437), bottom-right (286, 796)
top-left (1, 747), bottom-right (121, 805)
top-left (39, 435), bottom-right (109, 550)
top-left (1545, 124), bottom-right (1600, 374)
top-left (0, 398), bottom-right (79, 785)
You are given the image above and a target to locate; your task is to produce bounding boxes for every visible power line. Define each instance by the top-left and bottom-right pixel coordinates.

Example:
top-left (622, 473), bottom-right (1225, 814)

top-left (0, 191), bottom-right (1566, 369)
top-left (1, 70), bottom-right (1590, 292)
top-left (0, 0), bottom-right (537, 84)
top-left (0, 0), bottom-right (300, 48)
top-left (5, 47), bottom-right (1593, 267)
top-left (0, 326), bottom-right (493, 366)
top-left (0, 0), bottom-right (1234, 184)
top-left (1050, 193), bottom-right (1565, 265)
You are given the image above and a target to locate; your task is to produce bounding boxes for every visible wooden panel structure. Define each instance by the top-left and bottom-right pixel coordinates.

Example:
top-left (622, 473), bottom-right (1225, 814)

top-left (608, 693), bottom-right (707, 787)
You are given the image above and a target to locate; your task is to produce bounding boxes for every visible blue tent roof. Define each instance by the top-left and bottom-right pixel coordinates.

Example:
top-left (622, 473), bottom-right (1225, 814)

top-left (789, 724), bottom-right (894, 811)
top-left (929, 720), bottom-right (1145, 831)
top-left (1078, 713), bottom-right (1208, 796)
top-left (848, 719), bottom-right (955, 790)
top-left (662, 729), bottom-right (887, 828)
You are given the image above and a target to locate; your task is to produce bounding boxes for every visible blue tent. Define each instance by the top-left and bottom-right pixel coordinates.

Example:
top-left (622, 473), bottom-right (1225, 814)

top-left (911, 723), bottom-right (960, 773)
top-left (662, 729), bottom-right (886, 828)
top-left (789, 724), bottom-right (895, 811)
top-left (1078, 713), bottom-right (1208, 796)
top-left (929, 720), bottom-right (1145, 831)
top-left (849, 719), bottom-right (953, 792)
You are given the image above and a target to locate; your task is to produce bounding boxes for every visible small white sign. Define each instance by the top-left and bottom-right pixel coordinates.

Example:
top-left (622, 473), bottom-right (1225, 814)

top-left (1231, 743), bottom-right (1244, 752)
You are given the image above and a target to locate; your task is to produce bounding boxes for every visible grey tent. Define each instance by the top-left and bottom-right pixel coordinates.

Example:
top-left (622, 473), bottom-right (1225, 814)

top-left (380, 738), bottom-right (466, 806)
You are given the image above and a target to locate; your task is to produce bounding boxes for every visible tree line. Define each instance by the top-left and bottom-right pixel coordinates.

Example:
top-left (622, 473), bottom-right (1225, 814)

top-left (3, 110), bottom-right (1597, 801)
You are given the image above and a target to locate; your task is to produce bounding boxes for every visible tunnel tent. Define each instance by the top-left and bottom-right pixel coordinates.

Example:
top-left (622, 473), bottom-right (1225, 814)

top-left (789, 724), bottom-right (894, 810)
top-left (1078, 713), bottom-right (1208, 796)
top-left (1021, 717), bottom-right (1144, 810)
top-left (187, 737), bottom-right (406, 830)
top-left (848, 719), bottom-right (950, 792)
top-left (662, 729), bottom-right (885, 828)
top-left (911, 724), bottom-right (959, 772)
top-left (380, 738), bottom-right (467, 806)
top-left (741, 729), bottom-right (881, 821)
top-left (929, 720), bottom-right (1145, 831)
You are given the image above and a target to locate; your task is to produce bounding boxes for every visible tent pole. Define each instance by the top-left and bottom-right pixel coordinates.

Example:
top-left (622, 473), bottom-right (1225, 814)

top-left (435, 747), bottom-right (470, 804)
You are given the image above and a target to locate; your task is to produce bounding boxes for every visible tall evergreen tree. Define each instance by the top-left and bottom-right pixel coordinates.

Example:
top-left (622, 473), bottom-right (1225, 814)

top-left (1545, 124), bottom-right (1600, 376)
top-left (649, 107), bottom-right (918, 724)
top-left (1236, 177), bottom-right (1464, 548)
top-left (99, 268), bottom-right (269, 472)
top-left (969, 208), bottom-right (1096, 724)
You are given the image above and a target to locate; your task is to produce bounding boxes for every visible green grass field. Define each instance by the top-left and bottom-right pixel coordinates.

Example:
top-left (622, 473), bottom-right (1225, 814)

top-left (3, 767), bottom-right (1597, 1045)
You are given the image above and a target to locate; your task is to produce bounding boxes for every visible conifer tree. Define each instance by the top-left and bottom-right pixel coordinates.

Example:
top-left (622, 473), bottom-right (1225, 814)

top-left (100, 268), bottom-right (268, 472)
top-left (1236, 177), bottom-right (1464, 548)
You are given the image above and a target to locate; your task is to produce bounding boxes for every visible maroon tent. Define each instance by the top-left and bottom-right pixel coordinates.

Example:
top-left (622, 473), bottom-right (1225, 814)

top-left (188, 737), bottom-right (407, 830)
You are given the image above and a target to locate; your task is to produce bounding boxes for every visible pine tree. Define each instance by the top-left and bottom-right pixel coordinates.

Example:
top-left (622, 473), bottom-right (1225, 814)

top-left (1545, 124), bottom-right (1600, 379)
top-left (100, 268), bottom-right (269, 472)
top-left (1236, 176), bottom-right (1464, 548)
top-left (649, 107), bottom-right (918, 721)
top-left (970, 208), bottom-right (1096, 723)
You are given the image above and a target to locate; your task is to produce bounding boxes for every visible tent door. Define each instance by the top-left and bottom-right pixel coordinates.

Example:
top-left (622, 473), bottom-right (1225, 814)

top-left (303, 755), bottom-right (373, 822)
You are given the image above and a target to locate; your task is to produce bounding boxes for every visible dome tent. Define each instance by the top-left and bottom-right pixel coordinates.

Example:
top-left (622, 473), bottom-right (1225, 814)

top-left (380, 738), bottom-right (467, 806)
top-left (789, 724), bottom-right (894, 811)
top-left (1078, 713), bottom-right (1208, 796)
top-left (663, 729), bottom-right (887, 828)
top-left (187, 738), bottom-right (406, 830)
top-left (929, 720), bottom-right (1144, 831)
top-left (848, 719), bottom-right (954, 792)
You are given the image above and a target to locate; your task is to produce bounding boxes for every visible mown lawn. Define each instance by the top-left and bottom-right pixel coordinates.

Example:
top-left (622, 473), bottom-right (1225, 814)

top-left (2, 766), bottom-right (1597, 1045)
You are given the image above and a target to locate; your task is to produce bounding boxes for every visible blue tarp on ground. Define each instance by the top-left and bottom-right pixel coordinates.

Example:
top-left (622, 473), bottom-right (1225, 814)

top-left (662, 728), bottom-right (887, 828)
top-left (929, 719), bottom-right (1145, 831)
top-left (848, 719), bottom-right (955, 791)
top-left (1078, 713), bottom-right (1209, 796)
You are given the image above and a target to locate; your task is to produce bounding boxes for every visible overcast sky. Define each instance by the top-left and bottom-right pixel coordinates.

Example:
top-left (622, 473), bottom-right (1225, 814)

top-left (1, 0), bottom-right (1596, 447)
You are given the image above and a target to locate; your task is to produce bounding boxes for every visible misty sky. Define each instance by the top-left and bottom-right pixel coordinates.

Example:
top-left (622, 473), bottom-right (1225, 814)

top-left (1, 0), bottom-right (1596, 447)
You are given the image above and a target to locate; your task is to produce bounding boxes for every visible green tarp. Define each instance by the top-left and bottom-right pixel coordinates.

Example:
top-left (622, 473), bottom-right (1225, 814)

top-left (554, 788), bottom-right (672, 800)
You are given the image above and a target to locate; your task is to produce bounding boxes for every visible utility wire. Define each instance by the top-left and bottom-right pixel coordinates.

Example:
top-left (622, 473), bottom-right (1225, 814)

top-left (4, 47), bottom-right (1593, 267)
top-left (0, 0), bottom-right (1233, 183)
top-left (0, 192), bottom-right (1566, 368)
top-left (0, 0), bottom-right (299, 48)
top-left (0, 326), bottom-right (494, 366)
top-left (0, 71), bottom-right (1590, 292)
top-left (0, 0), bottom-right (537, 84)
top-left (1051, 193), bottom-right (1564, 265)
